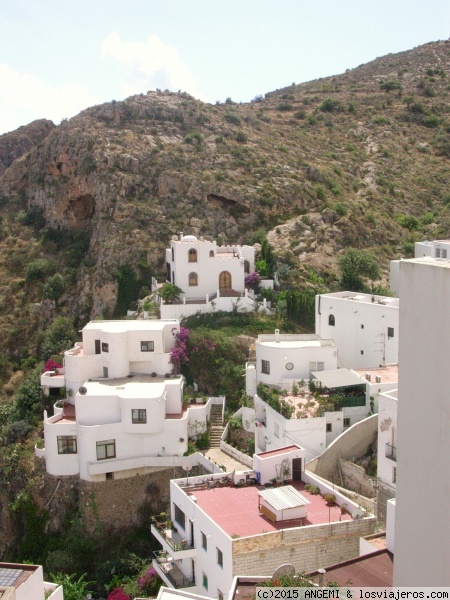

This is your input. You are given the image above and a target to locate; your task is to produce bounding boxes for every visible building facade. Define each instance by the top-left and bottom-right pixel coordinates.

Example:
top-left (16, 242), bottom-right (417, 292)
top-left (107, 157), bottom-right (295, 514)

top-left (40, 320), bottom-right (211, 481)
top-left (315, 292), bottom-right (399, 369)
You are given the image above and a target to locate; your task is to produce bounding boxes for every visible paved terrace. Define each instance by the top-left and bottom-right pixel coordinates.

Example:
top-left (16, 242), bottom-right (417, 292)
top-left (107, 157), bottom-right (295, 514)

top-left (188, 481), bottom-right (351, 538)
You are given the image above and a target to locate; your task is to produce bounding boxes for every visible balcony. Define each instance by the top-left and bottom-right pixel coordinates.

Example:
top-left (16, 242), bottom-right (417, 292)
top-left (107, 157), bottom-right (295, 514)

top-left (152, 551), bottom-right (195, 589)
top-left (385, 443), bottom-right (397, 461)
top-left (151, 516), bottom-right (196, 559)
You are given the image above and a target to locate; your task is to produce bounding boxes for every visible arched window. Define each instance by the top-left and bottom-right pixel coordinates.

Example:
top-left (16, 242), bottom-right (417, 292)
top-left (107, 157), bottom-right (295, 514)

top-left (189, 272), bottom-right (198, 286)
top-left (166, 262), bottom-right (171, 282)
top-left (244, 260), bottom-right (250, 274)
top-left (219, 271), bottom-right (232, 290)
top-left (188, 248), bottom-right (197, 263)
top-left (209, 250), bottom-right (214, 257)
top-left (329, 314), bottom-right (335, 326)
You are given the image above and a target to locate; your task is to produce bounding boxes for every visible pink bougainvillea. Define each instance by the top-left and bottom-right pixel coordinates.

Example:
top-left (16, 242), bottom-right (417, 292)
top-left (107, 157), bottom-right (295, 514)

top-left (170, 326), bottom-right (190, 373)
top-left (44, 358), bottom-right (63, 372)
top-left (107, 587), bottom-right (131, 600)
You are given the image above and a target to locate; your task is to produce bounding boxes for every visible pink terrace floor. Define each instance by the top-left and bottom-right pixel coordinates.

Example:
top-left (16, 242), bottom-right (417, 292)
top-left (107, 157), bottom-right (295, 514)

top-left (190, 482), bottom-right (351, 538)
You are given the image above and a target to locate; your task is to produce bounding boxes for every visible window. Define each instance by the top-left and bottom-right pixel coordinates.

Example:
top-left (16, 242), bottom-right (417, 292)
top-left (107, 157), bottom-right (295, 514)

top-left (141, 341), bottom-right (154, 352)
top-left (387, 327), bottom-right (394, 339)
top-left (171, 247), bottom-right (174, 261)
top-left (309, 361), bottom-right (323, 376)
top-left (326, 423), bottom-right (332, 433)
top-left (261, 360), bottom-right (270, 375)
top-left (317, 362), bottom-right (324, 371)
top-left (132, 409), bottom-right (147, 424)
top-left (285, 362), bottom-right (294, 371)
top-left (244, 260), bottom-right (250, 274)
top-left (209, 250), bottom-right (214, 257)
top-left (361, 324), bottom-right (364, 329)
top-left (274, 422), bottom-right (280, 438)
top-left (174, 504), bottom-right (186, 529)
top-left (219, 271), bottom-right (232, 289)
top-left (393, 466), bottom-right (397, 484)
top-left (343, 418), bottom-right (351, 428)
top-left (95, 339), bottom-right (101, 354)
top-left (436, 248), bottom-right (441, 258)
top-left (188, 248), bottom-right (197, 262)
top-left (443, 249), bottom-right (448, 259)
top-left (57, 435), bottom-right (77, 454)
top-left (217, 548), bottom-right (223, 567)
top-left (96, 439), bottom-right (116, 460)
top-left (202, 573), bottom-right (208, 590)
top-left (201, 532), bottom-right (207, 551)
top-left (189, 272), bottom-right (198, 286)
top-left (360, 350), bottom-right (364, 355)
top-left (329, 314), bottom-right (335, 326)
top-left (102, 342), bottom-right (109, 352)
top-left (106, 472), bottom-right (114, 480)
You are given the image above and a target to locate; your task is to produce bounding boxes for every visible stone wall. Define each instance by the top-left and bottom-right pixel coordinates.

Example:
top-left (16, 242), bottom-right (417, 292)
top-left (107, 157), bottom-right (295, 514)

top-left (339, 458), bottom-right (375, 498)
top-left (232, 518), bottom-right (375, 576)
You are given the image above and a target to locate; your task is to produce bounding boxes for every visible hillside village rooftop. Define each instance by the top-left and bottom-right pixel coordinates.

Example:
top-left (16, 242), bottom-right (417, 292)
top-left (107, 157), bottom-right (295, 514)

top-left (320, 291), bottom-right (399, 306)
top-left (180, 480), bottom-right (351, 538)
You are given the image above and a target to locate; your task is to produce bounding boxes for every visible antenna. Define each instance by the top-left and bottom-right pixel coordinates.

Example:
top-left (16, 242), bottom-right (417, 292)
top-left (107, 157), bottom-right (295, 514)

top-left (182, 462), bottom-right (192, 485)
top-left (272, 564), bottom-right (295, 580)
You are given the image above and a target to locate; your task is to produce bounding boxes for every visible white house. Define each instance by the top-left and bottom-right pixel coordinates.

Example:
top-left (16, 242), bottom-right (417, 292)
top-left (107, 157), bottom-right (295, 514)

top-left (0, 562), bottom-right (63, 600)
top-left (390, 239), bottom-right (450, 295)
top-left (315, 291), bottom-right (399, 369)
top-left (39, 320), bottom-right (213, 482)
top-left (376, 388), bottom-right (397, 494)
top-left (394, 258), bottom-right (450, 586)
top-left (245, 331), bottom-right (337, 396)
top-left (154, 234), bottom-right (272, 319)
top-left (151, 446), bottom-right (373, 599)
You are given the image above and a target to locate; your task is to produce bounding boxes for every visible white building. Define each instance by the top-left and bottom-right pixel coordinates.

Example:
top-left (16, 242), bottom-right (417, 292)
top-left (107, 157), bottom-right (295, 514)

top-left (394, 258), bottom-right (450, 586)
top-left (390, 239), bottom-right (450, 295)
top-left (39, 320), bottom-right (212, 482)
top-left (245, 331), bottom-right (337, 396)
top-left (0, 563), bottom-right (63, 600)
top-left (155, 234), bottom-right (272, 319)
top-left (315, 291), bottom-right (399, 369)
top-left (151, 446), bottom-right (373, 599)
top-left (377, 388), bottom-right (397, 493)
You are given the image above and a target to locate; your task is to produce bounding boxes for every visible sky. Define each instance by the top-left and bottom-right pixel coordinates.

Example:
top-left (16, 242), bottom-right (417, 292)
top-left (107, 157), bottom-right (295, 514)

top-left (0, 0), bottom-right (449, 135)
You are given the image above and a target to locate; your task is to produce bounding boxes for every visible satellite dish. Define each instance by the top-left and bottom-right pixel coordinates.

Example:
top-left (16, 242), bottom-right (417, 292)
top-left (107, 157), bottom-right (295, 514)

top-left (272, 564), bottom-right (295, 580)
top-left (79, 386), bottom-right (87, 395)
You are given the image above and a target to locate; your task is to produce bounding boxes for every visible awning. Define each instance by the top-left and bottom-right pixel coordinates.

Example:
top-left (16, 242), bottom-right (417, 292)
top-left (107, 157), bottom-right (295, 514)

top-left (259, 485), bottom-right (310, 511)
top-left (311, 368), bottom-right (365, 389)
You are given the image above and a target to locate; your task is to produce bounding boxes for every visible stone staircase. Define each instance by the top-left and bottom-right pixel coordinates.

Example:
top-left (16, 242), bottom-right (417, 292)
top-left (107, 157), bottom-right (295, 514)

top-left (209, 404), bottom-right (224, 448)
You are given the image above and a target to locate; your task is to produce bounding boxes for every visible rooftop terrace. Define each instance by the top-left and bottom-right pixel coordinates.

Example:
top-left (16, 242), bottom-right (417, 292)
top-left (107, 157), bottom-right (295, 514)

top-left (186, 481), bottom-right (351, 538)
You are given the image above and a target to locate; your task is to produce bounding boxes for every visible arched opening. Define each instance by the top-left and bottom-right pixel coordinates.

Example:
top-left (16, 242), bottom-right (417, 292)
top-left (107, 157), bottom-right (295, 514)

top-left (188, 248), bottom-right (197, 263)
top-left (219, 271), bottom-right (232, 290)
top-left (244, 260), bottom-right (250, 274)
top-left (189, 272), bottom-right (198, 286)
top-left (209, 250), bottom-right (214, 257)
top-left (329, 314), bottom-right (335, 326)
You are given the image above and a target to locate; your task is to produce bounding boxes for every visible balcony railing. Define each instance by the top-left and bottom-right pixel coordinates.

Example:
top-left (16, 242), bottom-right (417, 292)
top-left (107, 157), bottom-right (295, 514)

top-left (385, 443), bottom-right (397, 461)
top-left (150, 516), bottom-right (194, 553)
top-left (152, 551), bottom-right (195, 589)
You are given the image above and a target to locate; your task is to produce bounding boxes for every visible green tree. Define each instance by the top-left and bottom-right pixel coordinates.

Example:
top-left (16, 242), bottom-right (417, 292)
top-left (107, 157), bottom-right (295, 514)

top-left (43, 273), bottom-right (65, 304)
top-left (338, 248), bottom-right (380, 292)
top-left (15, 368), bottom-right (45, 420)
top-left (50, 573), bottom-right (93, 600)
top-left (157, 283), bottom-right (183, 303)
top-left (40, 316), bottom-right (77, 360)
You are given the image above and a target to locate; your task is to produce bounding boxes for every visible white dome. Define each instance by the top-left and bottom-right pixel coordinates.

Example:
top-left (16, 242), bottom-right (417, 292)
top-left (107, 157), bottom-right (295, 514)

top-left (181, 235), bottom-right (198, 241)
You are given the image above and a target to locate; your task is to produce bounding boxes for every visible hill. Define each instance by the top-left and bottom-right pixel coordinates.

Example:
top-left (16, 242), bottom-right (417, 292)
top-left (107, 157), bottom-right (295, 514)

top-left (0, 39), bottom-right (449, 362)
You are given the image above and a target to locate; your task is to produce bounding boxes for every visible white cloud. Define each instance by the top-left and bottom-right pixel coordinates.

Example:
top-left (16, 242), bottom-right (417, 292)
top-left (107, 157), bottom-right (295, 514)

top-left (101, 32), bottom-right (203, 100)
top-left (0, 63), bottom-right (100, 134)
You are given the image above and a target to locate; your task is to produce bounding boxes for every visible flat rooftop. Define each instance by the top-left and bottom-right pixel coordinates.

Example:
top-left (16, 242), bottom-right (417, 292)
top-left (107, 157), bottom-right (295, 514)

top-left (257, 333), bottom-right (335, 349)
top-left (83, 319), bottom-right (179, 332)
top-left (354, 364), bottom-right (398, 385)
top-left (188, 481), bottom-right (351, 538)
top-left (320, 291), bottom-right (399, 307)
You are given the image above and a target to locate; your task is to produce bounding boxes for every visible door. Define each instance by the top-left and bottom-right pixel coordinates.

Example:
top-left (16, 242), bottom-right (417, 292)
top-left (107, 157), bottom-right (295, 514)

top-left (292, 457), bottom-right (302, 481)
top-left (95, 339), bottom-right (101, 354)
top-left (103, 366), bottom-right (108, 378)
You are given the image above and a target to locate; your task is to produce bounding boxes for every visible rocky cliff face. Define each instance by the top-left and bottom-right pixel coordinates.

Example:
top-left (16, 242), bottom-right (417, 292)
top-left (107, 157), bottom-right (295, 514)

top-left (0, 40), bottom-right (449, 352)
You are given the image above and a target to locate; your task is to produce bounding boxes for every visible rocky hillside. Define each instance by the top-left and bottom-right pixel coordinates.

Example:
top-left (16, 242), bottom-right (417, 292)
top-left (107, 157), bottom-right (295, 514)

top-left (0, 39), bottom-right (449, 359)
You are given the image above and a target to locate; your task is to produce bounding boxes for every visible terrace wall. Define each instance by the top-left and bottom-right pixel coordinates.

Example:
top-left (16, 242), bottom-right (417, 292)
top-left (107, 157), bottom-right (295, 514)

top-left (232, 518), bottom-right (375, 576)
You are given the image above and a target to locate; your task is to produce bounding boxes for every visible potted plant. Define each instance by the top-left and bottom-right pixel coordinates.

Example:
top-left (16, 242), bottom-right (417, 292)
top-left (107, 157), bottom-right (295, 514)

top-left (339, 503), bottom-right (348, 514)
top-left (323, 493), bottom-right (336, 505)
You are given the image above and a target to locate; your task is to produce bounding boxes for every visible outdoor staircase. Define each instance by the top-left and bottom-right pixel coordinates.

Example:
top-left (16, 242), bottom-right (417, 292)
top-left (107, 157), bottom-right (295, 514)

top-left (209, 404), bottom-right (224, 448)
